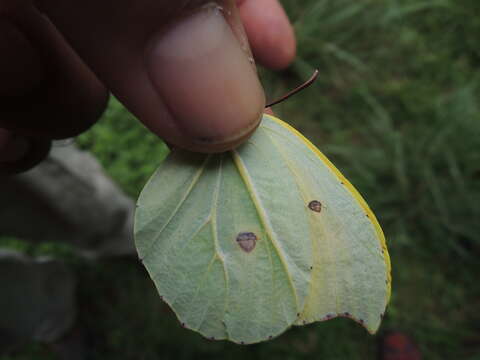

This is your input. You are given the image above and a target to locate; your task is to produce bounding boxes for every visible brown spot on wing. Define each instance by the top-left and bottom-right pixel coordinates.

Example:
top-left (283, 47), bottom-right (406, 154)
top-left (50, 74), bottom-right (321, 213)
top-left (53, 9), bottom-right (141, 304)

top-left (308, 200), bottom-right (322, 212)
top-left (236, 232), bottom-right (258, 253)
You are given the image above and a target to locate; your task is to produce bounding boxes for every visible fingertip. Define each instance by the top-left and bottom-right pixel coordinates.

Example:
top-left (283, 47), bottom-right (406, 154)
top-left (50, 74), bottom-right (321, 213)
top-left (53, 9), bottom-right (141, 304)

top-left (238, 0), bottom-right (296, 70)
top-left (0, 7), bottom-right (109, 140)
top-left (0, 129), bottom-right (51, 175)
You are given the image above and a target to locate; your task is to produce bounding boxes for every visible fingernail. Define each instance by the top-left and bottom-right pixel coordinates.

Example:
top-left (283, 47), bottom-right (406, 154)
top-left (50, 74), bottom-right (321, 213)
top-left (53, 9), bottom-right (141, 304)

top-left (146, 4), bottom-right (265, 148)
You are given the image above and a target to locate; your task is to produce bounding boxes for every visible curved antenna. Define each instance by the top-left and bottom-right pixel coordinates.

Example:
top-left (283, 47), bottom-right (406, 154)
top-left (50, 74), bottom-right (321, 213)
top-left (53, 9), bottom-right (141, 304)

top-left (265, 69), bottom-right (319, 108)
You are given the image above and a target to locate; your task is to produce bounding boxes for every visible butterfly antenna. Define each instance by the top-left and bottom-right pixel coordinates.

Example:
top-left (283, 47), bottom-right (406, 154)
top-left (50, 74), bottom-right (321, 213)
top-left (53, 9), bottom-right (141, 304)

top-left (265, 69), bottom-right (319, 108)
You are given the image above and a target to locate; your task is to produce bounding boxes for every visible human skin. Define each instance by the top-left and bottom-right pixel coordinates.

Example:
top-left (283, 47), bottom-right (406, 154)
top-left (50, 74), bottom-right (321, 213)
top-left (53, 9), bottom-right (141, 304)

top-left (0, 0), bottom-right (295, 173)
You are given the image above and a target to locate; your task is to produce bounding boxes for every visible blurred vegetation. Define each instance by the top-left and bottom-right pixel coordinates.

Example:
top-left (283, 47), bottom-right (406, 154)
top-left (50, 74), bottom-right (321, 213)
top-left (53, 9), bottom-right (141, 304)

top-left (76, 98), bottom-right (169, 197)
top-left (6, 0), bottom-right (480, 358)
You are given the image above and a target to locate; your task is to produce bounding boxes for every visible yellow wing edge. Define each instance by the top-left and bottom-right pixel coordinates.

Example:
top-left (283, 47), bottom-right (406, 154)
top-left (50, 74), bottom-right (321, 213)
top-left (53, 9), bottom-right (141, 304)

top-left (264, 114), bottom-right (392, 302)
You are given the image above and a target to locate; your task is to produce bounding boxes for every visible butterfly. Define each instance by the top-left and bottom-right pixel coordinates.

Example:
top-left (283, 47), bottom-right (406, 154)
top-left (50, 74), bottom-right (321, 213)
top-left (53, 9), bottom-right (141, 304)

top-left (134, 113), bottom-right (391, 344)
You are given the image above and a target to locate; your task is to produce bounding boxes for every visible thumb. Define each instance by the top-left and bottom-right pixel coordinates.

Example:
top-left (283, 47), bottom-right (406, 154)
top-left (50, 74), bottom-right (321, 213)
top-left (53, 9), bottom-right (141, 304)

top-left (146, 3), bottom-right (266, 151)
top-left (39, 0), bottom-right (266, 152)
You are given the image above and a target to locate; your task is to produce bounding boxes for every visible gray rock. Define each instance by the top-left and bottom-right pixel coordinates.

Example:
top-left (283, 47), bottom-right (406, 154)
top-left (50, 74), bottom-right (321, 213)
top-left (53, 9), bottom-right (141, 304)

top-left (0, 250), bottom-right (76, 350)
top-left (0, 143), bottom-right (136, 257)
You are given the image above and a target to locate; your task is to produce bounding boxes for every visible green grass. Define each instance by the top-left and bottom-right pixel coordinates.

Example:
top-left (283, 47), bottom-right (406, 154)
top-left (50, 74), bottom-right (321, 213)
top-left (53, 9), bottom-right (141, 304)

top-left (5, 0), bottom-right (480, 358)
top-left (76, 98), bottom-right (169, 198)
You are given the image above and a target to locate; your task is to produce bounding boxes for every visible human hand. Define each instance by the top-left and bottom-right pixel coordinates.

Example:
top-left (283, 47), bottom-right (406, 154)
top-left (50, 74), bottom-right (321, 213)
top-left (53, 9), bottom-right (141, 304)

top-left (0, 0), bottom-right (295, 174)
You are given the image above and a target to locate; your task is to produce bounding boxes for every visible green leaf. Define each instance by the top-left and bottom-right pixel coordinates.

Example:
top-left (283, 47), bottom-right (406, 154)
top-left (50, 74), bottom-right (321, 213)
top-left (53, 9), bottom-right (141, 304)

top-left (134, 115), bottom-right (390, 344)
